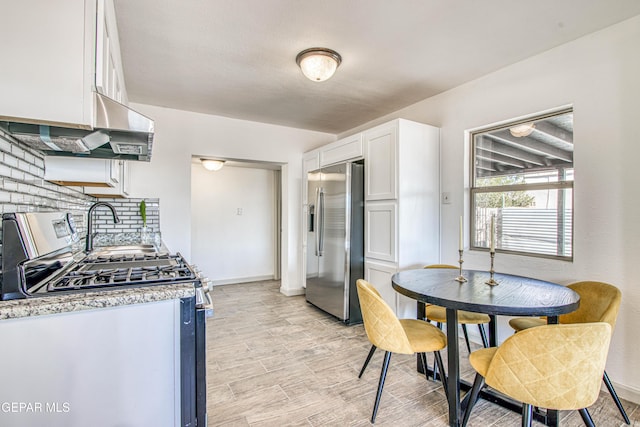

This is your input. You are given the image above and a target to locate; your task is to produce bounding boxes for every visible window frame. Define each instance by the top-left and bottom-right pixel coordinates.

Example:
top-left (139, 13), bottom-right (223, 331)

top-left (469, 108), bottom-right (574, 261)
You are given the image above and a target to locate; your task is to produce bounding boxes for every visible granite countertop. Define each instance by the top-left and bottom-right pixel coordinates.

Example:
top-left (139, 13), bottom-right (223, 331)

top-left (0, 283), bottom-right (195, 320)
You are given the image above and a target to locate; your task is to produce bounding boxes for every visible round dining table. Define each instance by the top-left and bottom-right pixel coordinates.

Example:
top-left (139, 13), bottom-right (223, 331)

top-left (392, 267), bottom-right (580, 427)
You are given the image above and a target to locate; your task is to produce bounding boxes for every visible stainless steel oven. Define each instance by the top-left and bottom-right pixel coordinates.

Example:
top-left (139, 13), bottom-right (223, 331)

top-left (0, 211), bottom-right (211, 426)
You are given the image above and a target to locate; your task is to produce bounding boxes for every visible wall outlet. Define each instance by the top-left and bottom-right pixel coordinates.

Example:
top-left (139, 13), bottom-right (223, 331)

top-left (236, 208), bottom-right (243, 215)
top-left (442, 192), bottom-right (452, 204)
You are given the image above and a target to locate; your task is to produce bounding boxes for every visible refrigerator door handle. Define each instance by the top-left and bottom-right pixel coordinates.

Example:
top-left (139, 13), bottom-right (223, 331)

top-left (314, 187), bottom-right (320, 256)
top-left (317, 187), bottom-right (325, 256)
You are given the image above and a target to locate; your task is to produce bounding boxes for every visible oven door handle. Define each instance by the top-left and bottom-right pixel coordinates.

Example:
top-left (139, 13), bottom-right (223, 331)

top-left (195, 283), bottom-right (214, 316)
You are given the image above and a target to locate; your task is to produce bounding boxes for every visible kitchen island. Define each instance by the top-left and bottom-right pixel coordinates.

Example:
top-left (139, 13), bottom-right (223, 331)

top-left (0, 284), bottom-right (195, 427)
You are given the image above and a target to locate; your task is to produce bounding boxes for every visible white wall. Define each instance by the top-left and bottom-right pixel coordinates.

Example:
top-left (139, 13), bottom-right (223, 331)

top-left (338, 16), bottom-right (640, 401)
top-left (191, 164), bottom-right (276, 284)
top-left (126, 105), bottom-right (333, 295)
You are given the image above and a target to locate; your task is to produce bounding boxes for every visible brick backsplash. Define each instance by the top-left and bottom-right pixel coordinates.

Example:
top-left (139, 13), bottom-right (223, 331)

top-left (0, 131), bottom-right (161, 260)
top-left (91, 198), bottom-right (160, 234)
top-left (0, 132), bottom-right (93, 254)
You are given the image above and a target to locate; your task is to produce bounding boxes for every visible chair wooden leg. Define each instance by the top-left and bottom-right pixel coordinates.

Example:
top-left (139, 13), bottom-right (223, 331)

top-left (371, 351), bottom-right (392, 423)
top-left (603, 370), bottom-right (631, 424)
top-left (433, 351), bottom-right (448, 400)
top-left (462, 374), bottom-right (485, 427)
top-left (578, 408), bottom-right (595, 427)
top-left (478, 324), bottom-right (489, 348)
top-left (358, 345), bottom-right (377, 378)
top-left (461, 324), bottom-right (472, 353)
top-left (522, 403), bottom-right (533, 427)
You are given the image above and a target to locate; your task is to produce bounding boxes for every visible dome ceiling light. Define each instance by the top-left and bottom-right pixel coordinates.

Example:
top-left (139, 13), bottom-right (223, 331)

top-left (201, 159), bottom-right (225, 171)
top-left (296, 48), bottom-right (342, 82)
top-left (509, 122), bottom-right (535, 138)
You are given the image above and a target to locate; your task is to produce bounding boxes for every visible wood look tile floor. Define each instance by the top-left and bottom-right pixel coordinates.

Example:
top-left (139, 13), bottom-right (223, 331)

top-left (206, 280), bottom-right (639, 426)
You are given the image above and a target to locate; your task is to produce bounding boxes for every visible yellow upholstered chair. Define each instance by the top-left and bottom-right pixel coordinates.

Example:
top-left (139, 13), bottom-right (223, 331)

top-left (356, 279), bottom-right (448, 423)
top-left (508, 281), bottom-right (629, 424)
top-left (462, 322), bottom-right (612, 427)
top-left (424, 264), bottom-right (491, 351)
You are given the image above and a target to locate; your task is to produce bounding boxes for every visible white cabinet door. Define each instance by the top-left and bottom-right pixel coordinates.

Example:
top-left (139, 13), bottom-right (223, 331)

top-left (319, 133), bottom-right (363, 166)
top-left (303, 151), bottom-right (320, 174)
top-left (365, 123), bottom-right (397, 200)
top-left (364, 260), bottom-right (398, 314)
top-left (0, 0), bottom-right (129, 127)
top-left (96, 0), bottom-right (128, 104)
top-left (365, 201), bottom-right (397, 262)
top-left (363, 260), bottom-right (417, 319)
top-left (45, 157), bottom-right (119, 187)
top-left (85, 160), bottom-right (130, 198)
top-left (0, 0), bottom-right (95, 126)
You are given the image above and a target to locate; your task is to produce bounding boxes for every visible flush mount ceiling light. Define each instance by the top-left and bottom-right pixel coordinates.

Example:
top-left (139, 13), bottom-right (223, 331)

top-left (296, 47), bottom-right (342, 82)
top-left (201, 159), bottom-right (225, 171)
top-left (509, 122), bottom-right (535, 138)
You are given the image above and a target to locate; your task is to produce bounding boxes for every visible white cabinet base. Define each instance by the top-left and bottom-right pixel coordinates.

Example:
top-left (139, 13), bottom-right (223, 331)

top-left (0, 301), bottom-right (180, 427)
top-left (365, 259), bottom-right (418, 319)
top-left (364, 260), bottom-right (398, 313)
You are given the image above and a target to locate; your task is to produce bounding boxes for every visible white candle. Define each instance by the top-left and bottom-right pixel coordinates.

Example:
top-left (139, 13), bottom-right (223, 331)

top-left (490, 215), bottom-right (496, 253)
top-left (459, 216), bottom-right (463, 251)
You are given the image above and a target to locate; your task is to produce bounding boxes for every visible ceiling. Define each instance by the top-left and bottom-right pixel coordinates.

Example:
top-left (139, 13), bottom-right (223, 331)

top-left (113, 1), bottom-right (640, 135)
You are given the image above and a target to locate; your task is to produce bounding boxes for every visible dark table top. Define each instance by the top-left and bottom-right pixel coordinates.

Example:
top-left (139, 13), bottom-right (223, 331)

top-left (392, 268), bottom-right (580, 317)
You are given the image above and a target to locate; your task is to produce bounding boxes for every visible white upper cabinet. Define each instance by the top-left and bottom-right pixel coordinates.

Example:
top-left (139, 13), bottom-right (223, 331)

top-left (0, 0), bottom-right (127, 127)
top-left (364, 122), bottom-right (398, 200)
top-left (84, 160), bottom-right (130, 198)
top-left (95, 0), bottom-right (128, 104)
top-left (44, 157), bottom-right (130, 198)
top-left (45, 157), bottom-right (120, 187)
top-left (319, 133), bottom-right (363, 167)
top-left (303, 150), bottom-right (320, 174)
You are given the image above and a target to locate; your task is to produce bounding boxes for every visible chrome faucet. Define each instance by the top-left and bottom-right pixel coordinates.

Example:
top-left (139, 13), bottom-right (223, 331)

top-left (86, 202), bottom-right (121, 252)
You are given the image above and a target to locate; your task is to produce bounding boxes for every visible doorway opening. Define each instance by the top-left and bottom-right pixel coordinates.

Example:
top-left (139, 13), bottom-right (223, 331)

top-left (190, 157), bottom-right (282, 285)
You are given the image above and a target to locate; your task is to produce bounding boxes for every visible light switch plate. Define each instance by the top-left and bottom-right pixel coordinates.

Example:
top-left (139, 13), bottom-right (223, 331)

top-left (442, 192), bottom-right (451, 204)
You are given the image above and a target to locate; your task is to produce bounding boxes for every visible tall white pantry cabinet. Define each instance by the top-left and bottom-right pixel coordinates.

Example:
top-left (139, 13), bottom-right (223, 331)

top-left (364, 119), bottom-right (440, 318)
top-left (302, 118), bottom-right (440, 318)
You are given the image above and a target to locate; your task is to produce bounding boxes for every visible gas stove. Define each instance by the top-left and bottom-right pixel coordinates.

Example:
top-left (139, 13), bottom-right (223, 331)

top-left (0, 212), bottom-right (198, 299)
top-left (46, 253), bottom-right (196, 292)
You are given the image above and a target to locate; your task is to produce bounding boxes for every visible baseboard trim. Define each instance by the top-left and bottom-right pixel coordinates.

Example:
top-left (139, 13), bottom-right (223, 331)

top-left (210, 275), bottom-right (274, 286)
top-left (280, 286), bottom-right (305, 296)
top-left (606, 378), bottom-right (640, 405)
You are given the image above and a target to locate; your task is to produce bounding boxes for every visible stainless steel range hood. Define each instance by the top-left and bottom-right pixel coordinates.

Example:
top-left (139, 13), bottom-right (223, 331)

top-left (0, 93), bottom-right (154, 161)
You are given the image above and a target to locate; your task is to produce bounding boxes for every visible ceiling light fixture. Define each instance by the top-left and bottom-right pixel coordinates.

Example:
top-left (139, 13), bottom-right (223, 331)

top-left (201, 159), bottom-right (225, 171)
top-left (509, 122), bottom-right (535, 138)
top-left (296, 47), bottom-right (342, 82)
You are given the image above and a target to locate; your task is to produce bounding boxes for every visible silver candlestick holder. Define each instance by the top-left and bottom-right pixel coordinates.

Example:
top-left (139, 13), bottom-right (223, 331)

top-left (485, 251), bottom-right (499, 286)
top-left (455, 249), bottom-right (467, 283)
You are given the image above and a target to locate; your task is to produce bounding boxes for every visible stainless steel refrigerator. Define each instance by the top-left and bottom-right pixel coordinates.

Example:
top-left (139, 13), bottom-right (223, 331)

top-left (306, 160), bottom-right (364, 325)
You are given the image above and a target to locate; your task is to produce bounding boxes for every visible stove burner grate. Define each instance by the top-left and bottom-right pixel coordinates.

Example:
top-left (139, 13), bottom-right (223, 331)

top-left (47, 254), bottom-right (195, 291)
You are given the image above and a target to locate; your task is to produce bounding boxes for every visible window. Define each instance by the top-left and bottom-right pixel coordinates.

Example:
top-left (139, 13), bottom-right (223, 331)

top-left (470, 109), bottom-right (573, 260)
